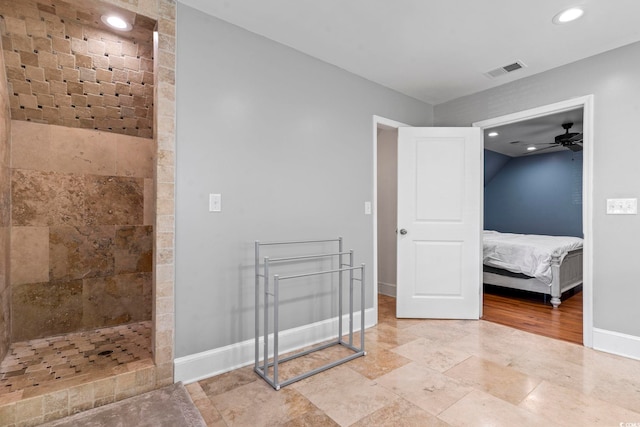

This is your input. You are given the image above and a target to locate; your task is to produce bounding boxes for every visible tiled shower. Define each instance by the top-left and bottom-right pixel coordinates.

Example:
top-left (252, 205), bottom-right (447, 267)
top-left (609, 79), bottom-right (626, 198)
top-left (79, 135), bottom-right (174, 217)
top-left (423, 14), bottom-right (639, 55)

top-left (0, 0), bottom-right (176, 424)
top-left (10, 124), bottom-right (154, 341)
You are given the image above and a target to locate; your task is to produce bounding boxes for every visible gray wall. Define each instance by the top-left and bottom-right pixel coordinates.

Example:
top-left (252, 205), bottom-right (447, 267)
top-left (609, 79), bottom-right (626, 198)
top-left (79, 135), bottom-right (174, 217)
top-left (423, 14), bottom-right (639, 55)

top-left (436, 41), bottom-right (640, 338)
top-left (175, 4), bottom-right (433, 357)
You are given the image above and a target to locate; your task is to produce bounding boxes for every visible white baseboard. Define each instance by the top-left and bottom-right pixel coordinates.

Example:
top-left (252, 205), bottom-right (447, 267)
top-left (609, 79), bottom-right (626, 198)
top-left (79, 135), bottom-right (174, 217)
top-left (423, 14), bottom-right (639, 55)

top-left (174, 308), bottom-right (376, 384)
top-left (592, 328), bottom-right (640, 361)
top-left (378, 282), bottom-right (396, 297)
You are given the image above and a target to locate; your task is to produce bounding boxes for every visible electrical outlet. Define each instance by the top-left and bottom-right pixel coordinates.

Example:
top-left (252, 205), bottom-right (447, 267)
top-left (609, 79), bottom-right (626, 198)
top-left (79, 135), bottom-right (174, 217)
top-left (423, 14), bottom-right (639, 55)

top-left (364, 201), bottom-right (372, 215)
top-left (209, 194), bottom-right (221, 212)
top-left (606, 198), bottom-right (637, 215)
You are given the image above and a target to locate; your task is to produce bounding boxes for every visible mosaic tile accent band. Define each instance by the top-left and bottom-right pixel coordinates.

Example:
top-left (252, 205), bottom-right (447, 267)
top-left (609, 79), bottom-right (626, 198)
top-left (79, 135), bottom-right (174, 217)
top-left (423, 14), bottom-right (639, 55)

top-left (0, 0), bottom-right (154, 138)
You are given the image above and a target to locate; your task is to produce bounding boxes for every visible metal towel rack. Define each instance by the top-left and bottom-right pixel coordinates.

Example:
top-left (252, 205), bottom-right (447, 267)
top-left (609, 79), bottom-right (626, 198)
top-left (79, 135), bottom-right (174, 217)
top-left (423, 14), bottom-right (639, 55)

top-left (254, 237), bottom-right (366, 390)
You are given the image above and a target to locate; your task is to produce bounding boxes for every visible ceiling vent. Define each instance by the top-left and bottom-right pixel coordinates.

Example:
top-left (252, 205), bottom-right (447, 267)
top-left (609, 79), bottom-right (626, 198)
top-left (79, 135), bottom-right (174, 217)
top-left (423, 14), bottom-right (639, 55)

top-left (484, 61), bottom-right (527, 79)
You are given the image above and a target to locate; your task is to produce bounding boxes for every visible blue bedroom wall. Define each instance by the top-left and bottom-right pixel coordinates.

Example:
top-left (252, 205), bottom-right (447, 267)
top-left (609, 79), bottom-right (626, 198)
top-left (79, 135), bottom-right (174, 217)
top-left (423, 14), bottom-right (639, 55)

top-left (484, 149), bottom-right (583, 237)
top-left (484, 149), bottom-right (511, 186)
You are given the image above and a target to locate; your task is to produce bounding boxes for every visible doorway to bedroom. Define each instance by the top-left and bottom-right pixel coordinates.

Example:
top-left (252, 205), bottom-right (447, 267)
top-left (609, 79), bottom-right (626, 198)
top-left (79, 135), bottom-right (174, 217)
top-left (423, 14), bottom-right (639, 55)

top-left (374, 96), bottom-right (592, 347)
top-left (480, 108), bottom-right (584, 344)
top-left (474, 96), bottom-right (593, 346)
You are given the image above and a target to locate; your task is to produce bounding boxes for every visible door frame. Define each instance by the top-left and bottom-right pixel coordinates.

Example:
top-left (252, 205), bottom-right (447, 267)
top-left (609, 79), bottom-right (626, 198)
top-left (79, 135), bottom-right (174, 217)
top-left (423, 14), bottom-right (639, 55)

top-left (473, 95), bottom-right (594, 348)
top-left (372, 115), bottom-right (410, 324)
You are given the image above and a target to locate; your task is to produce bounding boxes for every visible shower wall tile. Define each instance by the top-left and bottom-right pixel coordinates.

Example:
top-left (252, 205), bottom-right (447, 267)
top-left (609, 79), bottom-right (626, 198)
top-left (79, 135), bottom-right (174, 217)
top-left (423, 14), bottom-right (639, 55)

top-left (115, 135), bottom-right (155, 178)
top-left (0, 179), bottom-right (8, 226)
top-left (156, 232), bottom-right (174, 250)
top-left (82, 272), bottom-right (151, 330)
top-left (157, 248), bottom-right (173, 266)
top-left (85, 176), bottom-right (144, 226)
top-left (10, 226), bottom-right (49, 286)
top-left (0, 285), bottom-right (8, 360)
top-left (11, 280), bottom-right (83, 341)
top-left (0, 22), bottom-right (10, 362)
top-left (117, 0), bottom-right (176, 392)
top-left (0, 231), bottom-right (7, 291)
top-left (114, 226), bottom-right (153, 274)
top-left (0, 95), bottom-right (6, 155)
top-left (11, 169), bottom-right (85, 227)
top-left (143, 179), bottom-right (154, 226)
top-left (156, 196), bottom-right (174, 217)
top-left (0, 229), bottom-right (7, 291)
top-left (49, 226), bottom-right (115, 282)
top-left (48, 126), bottom-right (117, 176)
top-left (157, 215), bottom-right (174, 233)
top-left (9, 121), bottom-right (154, 341)
top-left (12, 120), bottom-right (155, 178)
top-left (0, 183), bottom-right (7, 283)
top-left (9, 120), bottom-right (51, 171)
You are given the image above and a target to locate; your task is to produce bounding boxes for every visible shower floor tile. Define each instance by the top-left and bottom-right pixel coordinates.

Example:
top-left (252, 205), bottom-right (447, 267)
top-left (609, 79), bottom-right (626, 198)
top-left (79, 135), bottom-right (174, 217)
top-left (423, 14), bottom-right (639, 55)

top-left (0, 321), bottom-right (152, 397)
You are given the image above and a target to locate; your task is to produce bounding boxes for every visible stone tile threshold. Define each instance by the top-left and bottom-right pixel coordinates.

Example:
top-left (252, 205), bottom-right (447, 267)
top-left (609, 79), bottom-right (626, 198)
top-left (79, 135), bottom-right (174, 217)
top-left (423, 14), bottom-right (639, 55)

top-left (39, 382), bottom-right (205, 427)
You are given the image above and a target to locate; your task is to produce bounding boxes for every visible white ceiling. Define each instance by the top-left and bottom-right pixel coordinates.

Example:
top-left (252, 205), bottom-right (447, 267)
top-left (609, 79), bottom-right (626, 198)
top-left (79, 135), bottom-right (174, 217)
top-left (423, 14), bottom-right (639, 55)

top-left (483, 108), bottom-right (583, 157)
top-left (179, 0), bottom-right (640, 105)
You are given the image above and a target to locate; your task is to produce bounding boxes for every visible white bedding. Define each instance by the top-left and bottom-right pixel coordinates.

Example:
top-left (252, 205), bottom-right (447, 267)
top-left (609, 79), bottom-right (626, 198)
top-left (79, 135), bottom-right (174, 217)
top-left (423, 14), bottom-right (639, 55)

top-left (483, 230), bottom-right (583, 285)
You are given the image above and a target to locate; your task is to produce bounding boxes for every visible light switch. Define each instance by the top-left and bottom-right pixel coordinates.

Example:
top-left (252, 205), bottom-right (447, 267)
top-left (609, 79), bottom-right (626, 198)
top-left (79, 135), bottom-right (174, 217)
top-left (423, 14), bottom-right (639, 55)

top-left (209, 194), bottom-right (221, 212)
top-left (606, 198), bottom-right (637, 215)
top-left (364, 201), bottom-right (372, 215)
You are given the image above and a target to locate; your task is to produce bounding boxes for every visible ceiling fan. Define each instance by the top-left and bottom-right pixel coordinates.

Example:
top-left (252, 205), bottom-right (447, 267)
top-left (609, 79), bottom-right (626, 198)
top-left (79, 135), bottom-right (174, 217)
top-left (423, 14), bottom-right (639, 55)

top-left (510, 122), bottom-right (583, 153)
top-left (553, 122), bottom-right (583, 152)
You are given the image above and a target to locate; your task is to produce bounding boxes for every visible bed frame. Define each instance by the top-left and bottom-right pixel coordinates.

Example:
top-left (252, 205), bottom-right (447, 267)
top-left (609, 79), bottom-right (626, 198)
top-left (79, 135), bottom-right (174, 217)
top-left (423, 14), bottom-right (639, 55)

top-left (483, 248), bottom-right (583, 308)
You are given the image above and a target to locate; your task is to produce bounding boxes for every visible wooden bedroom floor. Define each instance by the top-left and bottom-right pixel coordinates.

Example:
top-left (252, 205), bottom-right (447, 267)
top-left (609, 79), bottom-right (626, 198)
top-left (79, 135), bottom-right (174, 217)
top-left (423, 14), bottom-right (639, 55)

top-left (482, 286), bottom-right (583, 345)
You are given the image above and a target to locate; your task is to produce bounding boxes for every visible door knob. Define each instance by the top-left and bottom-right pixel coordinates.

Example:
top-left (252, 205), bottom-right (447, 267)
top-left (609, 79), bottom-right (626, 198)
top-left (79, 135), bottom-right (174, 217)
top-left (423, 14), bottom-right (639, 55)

top-left (399, 229), bottom-right (408, 235)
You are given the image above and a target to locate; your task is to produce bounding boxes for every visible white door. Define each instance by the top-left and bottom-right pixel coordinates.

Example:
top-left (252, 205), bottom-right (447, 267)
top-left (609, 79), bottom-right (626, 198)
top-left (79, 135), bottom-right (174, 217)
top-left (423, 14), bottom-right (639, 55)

top-left (396, 127), bottom-right (482, 319)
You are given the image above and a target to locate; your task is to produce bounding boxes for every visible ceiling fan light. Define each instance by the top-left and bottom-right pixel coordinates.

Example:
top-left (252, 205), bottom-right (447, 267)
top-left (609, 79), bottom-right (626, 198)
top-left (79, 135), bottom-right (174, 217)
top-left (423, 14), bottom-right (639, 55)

top-left (527, 146), bottom-right (537, 151)
top-left (553, 7), bottom-right (584, 24)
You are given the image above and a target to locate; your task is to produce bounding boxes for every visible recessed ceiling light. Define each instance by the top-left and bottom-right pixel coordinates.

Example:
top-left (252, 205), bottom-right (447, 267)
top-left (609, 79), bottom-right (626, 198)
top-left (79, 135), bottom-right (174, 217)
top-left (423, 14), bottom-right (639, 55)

top-left (552, 7), bottom-right (584, 24)
top-left (488, 131), bottom-right (499, 137)
top-left (101, 14), bottom-right (132, 31)
top-left (527, 146), bottom-right (537, 151)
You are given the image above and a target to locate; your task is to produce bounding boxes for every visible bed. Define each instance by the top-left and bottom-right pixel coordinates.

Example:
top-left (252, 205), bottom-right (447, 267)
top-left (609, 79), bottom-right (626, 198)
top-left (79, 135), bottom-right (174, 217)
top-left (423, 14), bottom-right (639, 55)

top-left (483, 230), bottom-right (584, 308)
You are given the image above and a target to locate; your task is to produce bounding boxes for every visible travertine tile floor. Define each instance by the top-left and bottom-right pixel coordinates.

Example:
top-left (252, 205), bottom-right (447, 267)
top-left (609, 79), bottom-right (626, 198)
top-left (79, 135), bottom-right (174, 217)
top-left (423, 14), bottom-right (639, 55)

top-left (187, 295), bottom-right (640, 426)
